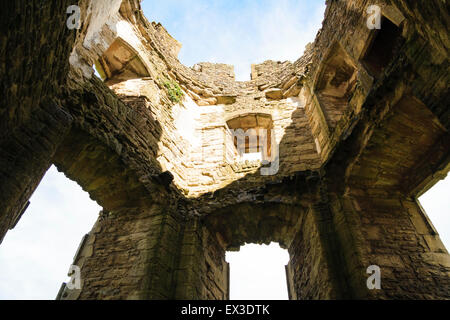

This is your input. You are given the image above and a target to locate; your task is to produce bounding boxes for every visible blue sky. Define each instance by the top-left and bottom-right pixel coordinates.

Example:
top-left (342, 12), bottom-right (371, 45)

top-left (0, 0), bottom-right (449, 300)
top-left (0, 166), bottom-right (100, 299)
top-left (142, 0), bottom-right (326, 80)
top-left (419, 178), bottom-right (450, 248)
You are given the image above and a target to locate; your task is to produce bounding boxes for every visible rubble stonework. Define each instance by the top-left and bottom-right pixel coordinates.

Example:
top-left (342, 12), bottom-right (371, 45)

top-left (0, 0), bottom-right (449, 299)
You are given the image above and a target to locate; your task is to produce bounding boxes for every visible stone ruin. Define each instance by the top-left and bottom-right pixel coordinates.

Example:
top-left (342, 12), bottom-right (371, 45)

top-left (0, 0), bottom-right (449, 299)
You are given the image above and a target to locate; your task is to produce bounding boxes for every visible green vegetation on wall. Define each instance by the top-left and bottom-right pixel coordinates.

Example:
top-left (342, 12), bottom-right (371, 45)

top-left (163, 79), bottom-right (184, 103)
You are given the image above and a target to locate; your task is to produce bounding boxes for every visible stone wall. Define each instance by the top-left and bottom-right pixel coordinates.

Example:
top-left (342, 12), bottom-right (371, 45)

top-left (59, 203), bottom-right (182, 299)
top-left (174, 219), bottom-right (229, 300)
top-left (0, 0), bottom-right (78, 243)
top-left (0, 0), bottom-right (449, 300)
top-left (287, 207), bottom-right (336, 299)
top-left (328, 193), bottom-right (450, 299)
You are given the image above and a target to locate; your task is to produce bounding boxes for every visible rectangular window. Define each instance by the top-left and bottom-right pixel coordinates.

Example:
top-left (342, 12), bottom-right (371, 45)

top-left (361, 16), bottom-right (403, 79)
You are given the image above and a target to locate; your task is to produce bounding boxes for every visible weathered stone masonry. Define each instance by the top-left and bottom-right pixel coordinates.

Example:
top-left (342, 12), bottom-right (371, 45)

top-left (0, 0), bottom-right (449, 299)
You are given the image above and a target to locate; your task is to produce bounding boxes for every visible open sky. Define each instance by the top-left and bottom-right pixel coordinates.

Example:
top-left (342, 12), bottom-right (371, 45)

top-left (0, 0), bottom-right (449, 300)
top-left (141, 0), bottom-right (326, 80)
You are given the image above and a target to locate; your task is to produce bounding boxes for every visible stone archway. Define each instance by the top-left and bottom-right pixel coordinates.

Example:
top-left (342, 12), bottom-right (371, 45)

top-left (196, 201), bottom-right (347, 300)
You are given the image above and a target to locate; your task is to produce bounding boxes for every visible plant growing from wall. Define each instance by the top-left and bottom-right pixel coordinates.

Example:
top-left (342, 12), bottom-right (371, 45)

top-left (163, 78), bottom-right (184, 103)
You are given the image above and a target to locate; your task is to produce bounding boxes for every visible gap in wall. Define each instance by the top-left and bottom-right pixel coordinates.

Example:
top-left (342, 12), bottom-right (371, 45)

top-left (226, 242), bottom-right (290, 300)
top-left (418, 174), bottom-right (450, 251)
top-left (0, 165), bottom-right (100, 300)
top-left (93, 63), bottom-right (103, 80)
